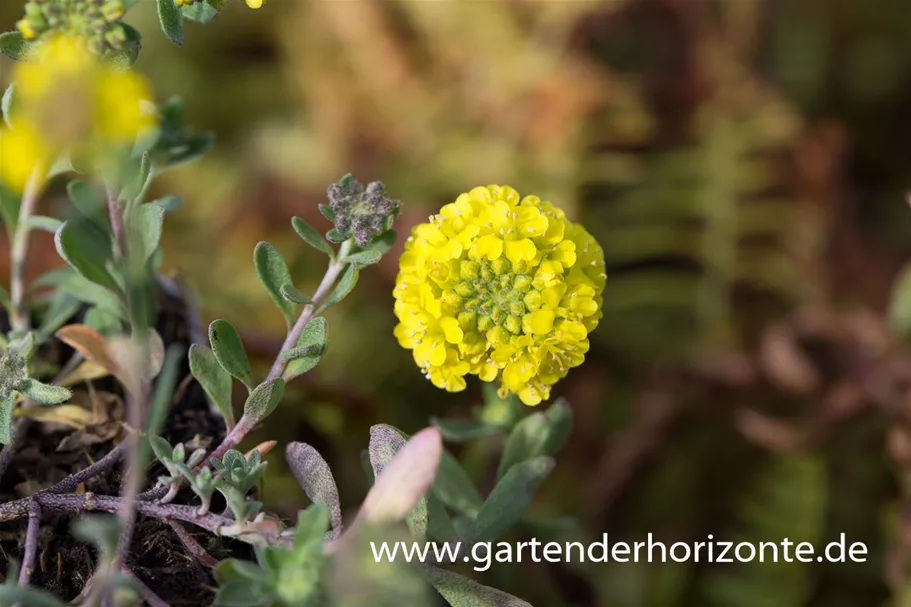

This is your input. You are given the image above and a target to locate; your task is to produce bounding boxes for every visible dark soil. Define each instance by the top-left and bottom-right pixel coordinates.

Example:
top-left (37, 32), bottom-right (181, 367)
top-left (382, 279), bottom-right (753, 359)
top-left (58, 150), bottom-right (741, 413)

top-left (0, 279), bottom-right (253, 605)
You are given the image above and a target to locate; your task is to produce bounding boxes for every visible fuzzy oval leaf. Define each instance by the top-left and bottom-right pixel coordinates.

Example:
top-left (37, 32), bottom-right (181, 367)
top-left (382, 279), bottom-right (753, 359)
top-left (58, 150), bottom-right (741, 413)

top-left (54, 219), bottom-right (118, 291)
top-left (468, 456), bottom-right (554, 543)
top-left (344, 249), bottom-right (382, 267)
top-left (189, 344), bottom-right (234, 429)
top-left (279, 283), bottom-right (312, 305)
top-left (254, 242), bottom-right (296, 326)
top-left (208, 319), bottom-right (253, 389)
top-left (360, 426), bottom-right (442, 526)
top-left (292, 216), bottom-right (334, 257)
top-left (17, 378), bottom-right (72, 405)
top-left (157, 0), bottom-right (184, 46)
top-left (422, 566), bottom-right (532, 607)
top-left (321, 264), bottom-right (359, 310)
top-left (286, 442), bottom-right (343, 537)
top-left (242, 379), bottom-right (285, 424)
top-left (283, 317), bottom-right (327, 381)
top-left (0, 32), bottom-right (38, 60)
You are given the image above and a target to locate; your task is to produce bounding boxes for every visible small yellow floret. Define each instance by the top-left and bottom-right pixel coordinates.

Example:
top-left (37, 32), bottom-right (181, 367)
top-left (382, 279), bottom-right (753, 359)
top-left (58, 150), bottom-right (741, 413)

top-left (246, 0), bottom-right (264, 8)
top-left (392, 185), bottom-right (606, 405)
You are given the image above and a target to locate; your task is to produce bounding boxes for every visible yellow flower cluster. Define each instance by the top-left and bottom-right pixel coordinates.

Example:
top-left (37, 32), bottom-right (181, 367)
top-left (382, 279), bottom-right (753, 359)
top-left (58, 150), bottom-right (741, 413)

top-left (393, 185), bottom-right (606, 405)
top-left (0, 35), bottom-right (154, 192)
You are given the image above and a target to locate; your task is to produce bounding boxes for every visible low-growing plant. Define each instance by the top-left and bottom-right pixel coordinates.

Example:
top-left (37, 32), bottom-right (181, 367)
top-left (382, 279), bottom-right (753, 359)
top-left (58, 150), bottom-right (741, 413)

top-left (0, 1), bottom-right (606, 606)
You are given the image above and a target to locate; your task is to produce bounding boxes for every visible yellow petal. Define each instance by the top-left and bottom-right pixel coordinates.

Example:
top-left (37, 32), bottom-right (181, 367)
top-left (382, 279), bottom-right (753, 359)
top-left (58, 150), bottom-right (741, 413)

top-left (504, 238), bottom-right (537, 264)
top-left (415, 340), bottom-right (447, 367)
top-left (523, 309), bottom-right (556, 335)
top-left (439, 317), bottom-right (464, 344)
top-left (471, 235), bottom-right (503, 261)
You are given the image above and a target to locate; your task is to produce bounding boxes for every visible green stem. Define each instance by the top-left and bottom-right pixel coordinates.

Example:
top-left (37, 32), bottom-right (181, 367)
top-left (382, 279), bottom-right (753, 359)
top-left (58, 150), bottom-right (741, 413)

top-left (196, 240), bottom-right (353, 470)
top-left (9, 169), bottom-right (44, 332)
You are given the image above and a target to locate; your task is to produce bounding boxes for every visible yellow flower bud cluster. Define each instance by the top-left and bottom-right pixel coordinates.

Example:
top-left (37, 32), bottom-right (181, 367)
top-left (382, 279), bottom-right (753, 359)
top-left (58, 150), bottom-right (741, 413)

top-left (393, 185), bottom-right (606, 405)
top-left (0, 35), bottom-right (155, 192)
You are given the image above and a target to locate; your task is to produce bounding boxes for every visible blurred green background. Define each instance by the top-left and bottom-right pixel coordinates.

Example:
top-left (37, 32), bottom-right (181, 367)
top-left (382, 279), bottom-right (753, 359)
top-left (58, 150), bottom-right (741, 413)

top-left (6, 0), bottom-right (911, 605)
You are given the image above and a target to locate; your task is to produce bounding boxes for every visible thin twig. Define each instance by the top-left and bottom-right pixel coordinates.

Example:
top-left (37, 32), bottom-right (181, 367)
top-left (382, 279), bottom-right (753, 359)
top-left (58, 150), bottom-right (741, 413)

top-left (17, 501), bottom-right (40, 586)
top-left (9, 168), bottom-right (44, 332)
top-left (43, 441), bottom-right (129, 495)
top-left (167, 520), bottom-right (219, 568)
top-left (0, 492), bottom-right (241, 537)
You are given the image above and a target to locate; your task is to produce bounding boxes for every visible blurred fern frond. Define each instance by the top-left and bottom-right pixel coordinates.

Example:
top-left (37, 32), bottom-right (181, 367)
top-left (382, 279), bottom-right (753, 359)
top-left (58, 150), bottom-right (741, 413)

top-left (581, 80), bottom-right (825, 361)
top-left (699, 453), bottom-right (827, 607)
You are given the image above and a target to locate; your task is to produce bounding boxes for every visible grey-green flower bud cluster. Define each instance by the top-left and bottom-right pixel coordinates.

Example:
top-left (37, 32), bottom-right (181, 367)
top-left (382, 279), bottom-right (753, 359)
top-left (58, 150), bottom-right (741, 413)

top-left (17, 0), bottom-right (128, 55)
top-left (325, 174), bottom-right (400, 248)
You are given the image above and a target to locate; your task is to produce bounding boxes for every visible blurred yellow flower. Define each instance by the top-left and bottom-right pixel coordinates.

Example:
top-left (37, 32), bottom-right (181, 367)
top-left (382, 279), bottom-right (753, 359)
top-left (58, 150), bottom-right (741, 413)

top-left (246, 0), bottom-right (264, 8)
top-left (0, 35), bottom-right (155, 192)
top-left (393, 185), bottom-right (606, 405)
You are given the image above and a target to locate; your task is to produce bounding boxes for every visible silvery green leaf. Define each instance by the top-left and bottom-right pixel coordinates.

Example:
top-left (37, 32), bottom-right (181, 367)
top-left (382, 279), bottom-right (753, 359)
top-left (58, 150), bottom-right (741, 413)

top-left (359, 427), bottom-right (442, 527)
top-left (253, 242), bottom-right (296, 327)
top-left (432, 449), bottom-right (484, 517)
top-left (208, 319), bottom-right (253, 389)
top-left (150, 435), bottom-right (173, 462)
top-left (0, 32), bottom-right (38, 61)
top-left (17, 378), bottom-right (71, 405)
top-left (432, 417), bottom-right (502, 442)
top-left (157, 0), bottom-right (184, 46)
top-left (182, 1), bottom-right (220, 22)
top-left (242, 379), bottom-right (285, 424)
top-left (292, 216), bottom-right (335, 257)
top-left (131, 202), bottom-right (166, 263)
top-left (320, 264), bottom-right (359, 310)
top-left (189, 344), bottom-right (234, 429)
top-left (279, 283), bottom-right (312, 305)
top-left (54, 219), bottom-right (119, 292)
top-left (422, 565), bottom-right (532, 607)
top-left (66, 180), bottom-right (108, 231)
top-left (344, 249), bottom-right (382, 267)
top-left (496, 399), bottom-right (572, 481)
top-left (283, 317), bottom-right (327, 381)
top-left (468, 456), bottom-right (554, 543)
top-left (286, 442), bottom-right (343, 537)
top-left (25, 215), bottom-right (63, 233)
top-left (0, 392), bottom-right (14, 445)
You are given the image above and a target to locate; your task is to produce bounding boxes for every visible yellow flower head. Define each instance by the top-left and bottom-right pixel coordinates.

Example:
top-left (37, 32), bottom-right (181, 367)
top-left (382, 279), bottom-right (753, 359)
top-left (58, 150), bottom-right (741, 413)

top-left (0, 34), bottom-right (155, 192)
top-left (393, 185), bottom-right (606, 405)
